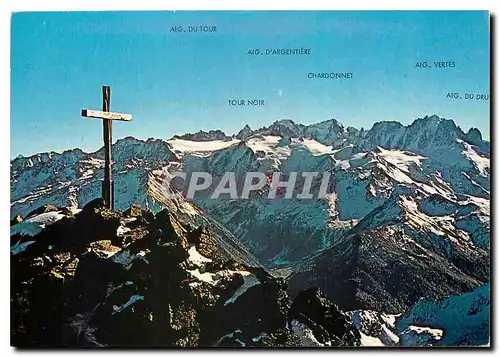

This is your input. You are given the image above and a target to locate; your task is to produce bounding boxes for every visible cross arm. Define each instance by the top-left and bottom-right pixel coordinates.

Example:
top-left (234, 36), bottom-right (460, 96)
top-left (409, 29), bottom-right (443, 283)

top-left (82, 109), bottom-right (132, 121)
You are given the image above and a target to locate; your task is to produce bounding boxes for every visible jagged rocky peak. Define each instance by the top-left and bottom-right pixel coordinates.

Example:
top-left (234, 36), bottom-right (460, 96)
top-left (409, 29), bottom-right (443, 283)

top-left (361, 120), bottom-right (406, 149)
top-left (346, 126), bottom-right (360, 137)
top-left (112, 136), bottom-right (164, 149)
top-left (317, 118), bottom-right (344, 130)
top-left (173, 129), bottom-right (231, 141)
top-left (404, 115), bottom-right (464, 150)
top-left (235, 124), bottom-right (254, 140)
top-left (10, 148), bottom-right (88, 174)
top-left (423, 114), bottom-right (441, 120)
top-left (369, 120), bottom-right (405, 134)
top-left (304, 118), bottom-right (346, 136)
top-left (262, 119), bottom-right (305, 137)
top-left (464, 127), bottom-right (483, 146)
top-left (275, 118), bottom-right (297, 126)
top-left (410, 114), bottom-right (461, 135)
top-left (359, 114), bottom-right (470, 153)
top-left (11, 200), bottom-right (281, 346)
top-left (302, 118), bottom-right (349, 146)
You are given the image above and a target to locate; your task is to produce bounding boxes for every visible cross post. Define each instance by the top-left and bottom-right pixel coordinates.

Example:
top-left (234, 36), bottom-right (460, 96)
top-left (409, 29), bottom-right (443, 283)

top-left (82, 86), bottom-right (132, 210)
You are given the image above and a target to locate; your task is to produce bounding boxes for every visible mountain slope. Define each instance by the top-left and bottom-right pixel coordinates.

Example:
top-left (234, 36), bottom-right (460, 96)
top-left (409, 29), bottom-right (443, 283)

top-left (287, 193), bottom-right (489, 313)
top-left (11, 115), bottom-right (490, 332)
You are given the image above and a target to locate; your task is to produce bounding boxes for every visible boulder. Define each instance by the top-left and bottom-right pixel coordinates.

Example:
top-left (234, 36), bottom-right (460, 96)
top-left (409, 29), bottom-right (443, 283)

top-left (123, 204), bottom-right (142, 217)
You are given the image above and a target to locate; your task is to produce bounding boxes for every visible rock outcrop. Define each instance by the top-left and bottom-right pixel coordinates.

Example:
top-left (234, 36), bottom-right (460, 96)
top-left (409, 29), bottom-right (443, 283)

top-left (11, 202), bottom-right (361, 348)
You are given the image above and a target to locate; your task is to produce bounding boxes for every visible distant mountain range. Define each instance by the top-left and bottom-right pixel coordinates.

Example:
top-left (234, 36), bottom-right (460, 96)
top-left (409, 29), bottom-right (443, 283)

top-left (171, 115), bottom-right (488, 153)
top-left (11, 114), bottom-right (490, 346)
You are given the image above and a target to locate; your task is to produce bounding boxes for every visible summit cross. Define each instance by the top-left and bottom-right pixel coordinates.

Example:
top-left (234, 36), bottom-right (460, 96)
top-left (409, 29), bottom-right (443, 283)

top-left (81, 86), bottom-right (132, 210)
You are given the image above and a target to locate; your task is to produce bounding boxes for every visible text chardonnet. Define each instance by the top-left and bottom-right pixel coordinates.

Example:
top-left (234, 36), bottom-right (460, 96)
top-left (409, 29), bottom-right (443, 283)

top-left (308, 72), bottom-right (354, 79)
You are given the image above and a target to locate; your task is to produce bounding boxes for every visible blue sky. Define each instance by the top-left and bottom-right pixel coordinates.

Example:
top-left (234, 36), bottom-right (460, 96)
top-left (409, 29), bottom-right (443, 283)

top-left (11, 11), bottom-right (490, 157)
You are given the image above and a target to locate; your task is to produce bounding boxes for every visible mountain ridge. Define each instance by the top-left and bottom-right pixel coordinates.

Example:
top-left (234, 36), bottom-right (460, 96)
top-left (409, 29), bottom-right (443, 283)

top-left (11, 115), bottom-right (490, 162)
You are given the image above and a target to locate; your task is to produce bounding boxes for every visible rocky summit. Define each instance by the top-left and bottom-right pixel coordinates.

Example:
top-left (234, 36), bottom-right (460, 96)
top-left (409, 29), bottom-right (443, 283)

top-left (11, 200), bottom-right (362, 348)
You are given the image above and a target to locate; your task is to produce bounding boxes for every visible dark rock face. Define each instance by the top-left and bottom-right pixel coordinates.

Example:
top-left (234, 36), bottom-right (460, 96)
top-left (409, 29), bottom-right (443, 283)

top-left (173, 130), bottom-right (231, 142)
top-left (464, 127), bottom-right (490, 156)
top-left (258, 119), bottom-right (305, 138)
top-left (235, 125), bottom-right (254, 140)
top-left (464, 128), bottom-right (482, 147)
top-left (12, 203), bottom-right (362, 348)
top-left (288, 288), bottom-right (361, 346)
top-left (81, 198), bottom-right (104, 214)
top-left (278, 136), bottom-right (291, 146)
top-left (288, 221), bottom-right (487, 314)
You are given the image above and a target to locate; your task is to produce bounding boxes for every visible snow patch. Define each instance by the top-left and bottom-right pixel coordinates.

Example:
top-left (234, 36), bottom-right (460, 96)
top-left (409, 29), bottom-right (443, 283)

top-left (377, 147), bottom-right (426, 173)
top-left (112, 295), bottom-right (144, 315)
top-left (360, 332), bottom-right (385, 346)
top-left (349, 309), bottom-right (400, 346)
top-left (167, 138), bottom-right (240, 157)
top-left (291, 320), bottom-right (328, 347)
top-left (187, 269), bottom-right (252, 287)
top-left (187, 246), bottom-right (212, 267)
top-left (224, 273), bottom-right (260, 306)
top-left (459, 140), bottom-right (489, 176)
top-left (246, 135), bottom-right (292, 160)
top-left (408, 325), bottom-right (443, 338)
top-left (11, 240), bottom-right (36, 255)
top-left (10, 211), bottom-right (67, 237)
top-left (298, 139), bottom-right (334, 155)
top-left (252, 332), bottom-right (267, 342)
top-left (111, 250), bottom-right (149, 270)
top-left (116, 225), bottom-right (131, 237)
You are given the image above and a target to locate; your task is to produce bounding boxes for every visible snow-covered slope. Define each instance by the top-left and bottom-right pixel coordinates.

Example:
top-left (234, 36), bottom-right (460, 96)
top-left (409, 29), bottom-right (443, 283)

top-left (345, 284), bottom-right (489, 347)
top-left (395, 284), bottom-right (490, 346)
top-left (11, 137), bottom-right (179, 219)
top-left (287, 190), bottom-right (489, 314)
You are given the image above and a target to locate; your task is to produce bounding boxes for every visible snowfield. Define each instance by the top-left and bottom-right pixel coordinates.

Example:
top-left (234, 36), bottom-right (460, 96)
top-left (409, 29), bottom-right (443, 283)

top-left (167, 138), bottom-right (240, 158)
